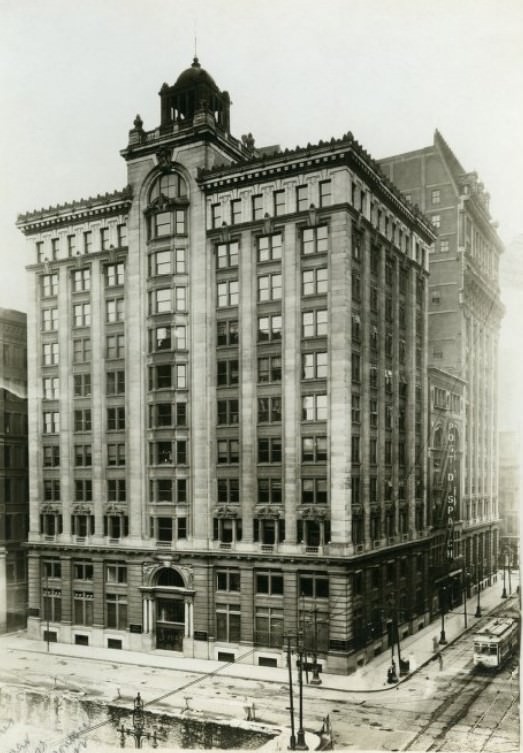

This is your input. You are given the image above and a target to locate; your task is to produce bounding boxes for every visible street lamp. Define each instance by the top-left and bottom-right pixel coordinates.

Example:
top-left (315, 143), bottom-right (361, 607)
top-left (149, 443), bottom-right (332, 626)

top-left (295, 631), bottom-right (308, 751)
top-left (502, 553), bottom-right (508, 599)
top-left (475, 564), bottom-right (482, 618)
top-left (439, 586), bottom-right (447, 645)
top-left (309, 609), bottom-right (322, 686)
top-left (117, 693), bottom-right (166, 749)
top-left (285, 634), bottom-right (296, 751)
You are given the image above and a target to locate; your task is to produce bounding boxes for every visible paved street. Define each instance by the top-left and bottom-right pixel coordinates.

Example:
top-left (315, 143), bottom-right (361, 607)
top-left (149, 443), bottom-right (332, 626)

top-left (0, 572), bottom-right (519, 752)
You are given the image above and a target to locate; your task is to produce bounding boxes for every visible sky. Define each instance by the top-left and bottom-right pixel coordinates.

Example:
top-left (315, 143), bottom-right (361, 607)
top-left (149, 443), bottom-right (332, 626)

top-left (1, 0), bottom-right (522, 431)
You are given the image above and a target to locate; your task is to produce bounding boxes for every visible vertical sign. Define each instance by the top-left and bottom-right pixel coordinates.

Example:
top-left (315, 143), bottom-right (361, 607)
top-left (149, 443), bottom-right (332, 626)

top-left (446, 423), bottom-right (456, 560)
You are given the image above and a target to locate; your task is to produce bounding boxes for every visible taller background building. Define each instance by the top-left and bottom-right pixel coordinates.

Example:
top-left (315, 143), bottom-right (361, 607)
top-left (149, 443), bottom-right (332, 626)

top-left (17, 59), bottom-right (438, 674)
top-left (381, 132), bottom-right (504, 596)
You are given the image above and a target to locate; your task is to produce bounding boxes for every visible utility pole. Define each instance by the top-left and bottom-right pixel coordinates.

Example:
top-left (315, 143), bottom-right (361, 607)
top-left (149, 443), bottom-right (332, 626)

top-left (295, 631), bottom-right (308, 750)
top-left (475, 562), bottom-right (482, 617)
top-left (310, 609), bottom-right (321, 685)
top-left (286, 634), bottom-right (296, 751)
top-left (439, 586), bottom-right (447, 645)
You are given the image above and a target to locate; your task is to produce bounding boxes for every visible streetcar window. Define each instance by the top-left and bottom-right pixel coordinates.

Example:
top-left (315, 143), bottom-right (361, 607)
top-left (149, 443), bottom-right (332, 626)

top-left (489, 644), bottom-right (497, 655)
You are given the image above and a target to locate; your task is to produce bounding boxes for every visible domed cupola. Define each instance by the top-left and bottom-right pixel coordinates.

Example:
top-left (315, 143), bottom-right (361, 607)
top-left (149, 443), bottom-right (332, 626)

top-left (159, 57), bottom-right (230, 134)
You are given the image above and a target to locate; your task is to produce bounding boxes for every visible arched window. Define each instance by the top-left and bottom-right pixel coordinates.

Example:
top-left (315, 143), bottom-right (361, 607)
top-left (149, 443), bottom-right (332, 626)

top-left (156, 567), bottom-right (185, 588)
top-left (147, 173), bottom-right (189, 240)
top-left (433, 427), bottom-right (443, 449)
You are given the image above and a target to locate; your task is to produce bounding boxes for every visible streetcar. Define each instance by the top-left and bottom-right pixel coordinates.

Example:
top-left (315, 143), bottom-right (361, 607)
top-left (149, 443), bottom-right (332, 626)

top-left (472, 616), bottom-right (519, 670)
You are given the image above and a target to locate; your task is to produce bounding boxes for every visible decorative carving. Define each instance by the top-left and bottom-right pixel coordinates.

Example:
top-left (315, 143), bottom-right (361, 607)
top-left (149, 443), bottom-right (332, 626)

top-left (141, 560), bottom-right (193, 589)
top-left (156, 146), bottom-right (173, 172)
top-left (133, 114), bottom-right (144, 131)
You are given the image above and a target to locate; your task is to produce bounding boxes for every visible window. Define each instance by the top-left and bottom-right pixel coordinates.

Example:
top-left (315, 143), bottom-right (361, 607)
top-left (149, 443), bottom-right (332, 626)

top-left (175, 247), bottom-right (186, 273)
top-left (211, 203), bottom-right (222, 229)
top-left (74, 444), bottom-right (92, 467)
top-left (431, 189), bottom-right (441, 205)
top-left (150, 209), bottom-right (186, 238)
top-left (149, 326), bottom-right (172, 351)
top-left (74, 479), bottom-right (92, 502)
top-left (72, 268), bottom-right (90, 292)
top-left (108, 479), bottom-right (126, 502)
top-left (257, 355), bottom-right (281, 383)
top-left (73, 373), bottom-right (91, 397)
top-left (351, 435), bottom-right (360, 463)
top-left (217, 399), bottom-right (239, 425)
top-left (106, 298), bottom-right (124, 323)
top-left (104, 262), bottom-right (125, 288)
top-left (255, 607), bottom-right (283, 648)
top-left (258, 478), bottom-right (282, 505)
top-left (42, 589), bottom-right (62, 622)
top-left (42, 342), bottom-right (59, 366)
top-left (107, 444), bottom-right (126, 466)
top-left (352, 352), bottom-right (360, 384)
top-left (216, 241), bottom-right (239, 268)
top-left (149, 364), bottom-right (172, 390)
top-left (42, 307), bottom-right (58, 331)
top-left (83, 232), bottom-right (92, 255)
top-left (257, 437), bottom-right (282, 463)
top-left (370, 399), bottom-right (378, 429)
top-left (107, 407), bottom-right (125, 431)
top-left (257, 233), bottom-right (282, 262)
top-left (73, 302), bottom-right (90, 328)
top-left (217, 320), bottom-right (239, 346)
top-left (255, 570), bottom-right (283, 595)
top-left (352, 272), bottom-right (361, 302)
top-left (43, 376), bottom-right (59, 399)
top-left (217, 439), bottom-right (240, 464)
top-left (217, 478), bottom-right (239, 504)
top-left (302, 267), bottom-right (328, 296)
top-left (149, 287), bottom-right (171, 314)
top-left (106, 593), bottom-right (127, 630)
top-left (431, 290), bottom-right (441, 305)
top-left (230, 199), bottom-right (242, 225)
top-left (117, 224), bottom-right (127, 247)
top-left (149, 479), bottom-right (173, 503)
top-left (216, 569), bottom-right (240, 592)
top-left (319, 180), bottom-right (332, 208)
top-left (43, 445), bottom-right (60, 467)
top-left (175, 364), bottom-right (187, 389)
top-left (302, 394), bottom-right (327, 421)
top-left (73, 591), bottom-right (93, 625)
top-left (302, 436), bottom-right (327, 462)
top-left (257, 396), bottom-right (281, 423)
top-left (43, 479), bottom-right (60, 501)
top-left (299, 573), bottom-right (329, 598)
top-left (273, 190), bottom-right (285, 216)
top-left (41, 515), bottom-right (63, 537)
top-left (217, 359), bottom-right (239, 386)
top-left (302, 309), bottom-right (328, 337)
top-left (42, 274), bottom-right (58, 298)
top-left (302, 478), bottom-right (327, 505)
top-left (43, 411), bottom-right (60, 434)
top-left (257, 273), bottom-right (281, 301)
top-left (36, 240), bottom-right (44, 262)
top-left (73, 408), bottom-right (91, 432)
top-left (302, 225), bottom-right (328, 255)
top-left (73, 338), bottom-right (91, 364)
top-left (439, 239), bottom-right (449, 253)
top-left (106, 333), bottom-right (124, 360)
top-left (100, 227), bottom-right (109, 251)
top-left (106, 562), bottom-right (127, 584)
top-left (73, 562), bottom-right (93, 580)
top-left (351, 394), bottom-right (360, 424)
top-left (302, 351), bottom-right (327, 379)
top-left (175, 286), bottom-right (186, 311)
top-left (296, 185), bottom-right (308, 212)
top-left (432, 214), bottom-right (441, 229)
top-left (217, 280), bottom-right (239, 307)
top-left (252, 194), bottom-right (263, 221)
top-left (104, 515), bottom-right (129, 540)
top-left (216, 604), bottom-right (241, 642)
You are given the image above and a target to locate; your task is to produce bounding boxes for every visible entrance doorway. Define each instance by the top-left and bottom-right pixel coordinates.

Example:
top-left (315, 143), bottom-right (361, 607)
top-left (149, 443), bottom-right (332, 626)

top-left (156, 598), bottom-right (185, 650)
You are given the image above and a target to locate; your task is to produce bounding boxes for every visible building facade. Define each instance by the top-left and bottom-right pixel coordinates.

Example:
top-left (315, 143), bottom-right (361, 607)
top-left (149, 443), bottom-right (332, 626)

top-left (17, 59), bottom-right (437, 673)
top-left (380, 133), bottom-right (504, 593)
top-left (498, 431), bottom-right (520, 569)
top-left (0, 308), bottom-right (28, 632)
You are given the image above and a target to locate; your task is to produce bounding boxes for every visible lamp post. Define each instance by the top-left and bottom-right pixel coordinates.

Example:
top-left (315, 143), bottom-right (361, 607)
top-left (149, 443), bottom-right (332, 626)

top-left (439, 586), bottom-right (447, 645)
top-left (502, 552), bottom-right (508, 599)
top-left (117, 693), bottom-right (165, 749)
top-left (475, 563), bottom-right (482, 618)
top-left (310, 609), bottom-right (322, 686)
top-left (295, 631), bottom-right (308, 751)
top-left (285, 634), bottom-right (296, 751)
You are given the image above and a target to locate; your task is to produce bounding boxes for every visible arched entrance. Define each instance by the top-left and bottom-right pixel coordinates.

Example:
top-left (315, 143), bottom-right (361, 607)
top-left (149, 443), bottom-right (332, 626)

top-left (155, 568), bottom-right (186, 651)
top-left (141, 566), bottom-right (194, 652)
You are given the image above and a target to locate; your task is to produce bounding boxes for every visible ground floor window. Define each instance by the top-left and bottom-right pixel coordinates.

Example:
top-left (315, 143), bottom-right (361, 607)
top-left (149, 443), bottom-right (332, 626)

top-left (216, 604), bottom-right (241, 642)
top-left (42, 589), bottom-right (62, 622)
top-left (255, 607), bottom-right (283, 648)
top-left (73, 591), bottom-right (93, 625)
top-left (106, 593), bottom-right (127, 629)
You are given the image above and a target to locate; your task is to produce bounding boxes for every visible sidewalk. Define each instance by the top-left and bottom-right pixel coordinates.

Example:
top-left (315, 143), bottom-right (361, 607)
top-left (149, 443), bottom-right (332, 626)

top-left (0, 571), bottom-right (519, 697)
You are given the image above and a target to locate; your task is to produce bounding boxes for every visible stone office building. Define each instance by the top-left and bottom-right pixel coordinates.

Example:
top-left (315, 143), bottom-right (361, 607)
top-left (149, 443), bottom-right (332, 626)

top-left (381, 134), bottom-right (504, 595)
top-left (0, 308), bottom-right (28, 632)
top-left (17, 59), bottom-right (436, 673)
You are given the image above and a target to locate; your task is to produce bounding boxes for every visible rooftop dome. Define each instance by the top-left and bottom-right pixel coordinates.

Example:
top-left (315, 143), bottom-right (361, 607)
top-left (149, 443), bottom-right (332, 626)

top-left (174, 57), bottom-right (218, 91)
